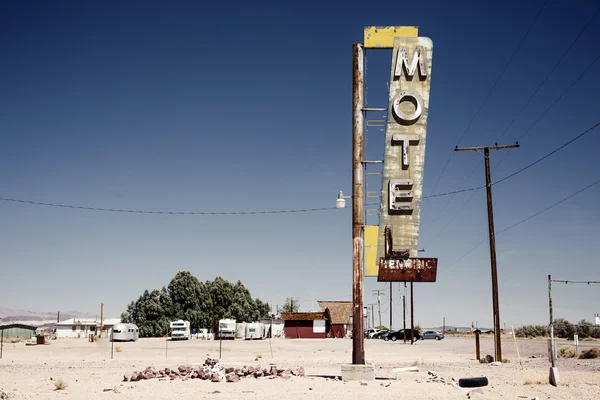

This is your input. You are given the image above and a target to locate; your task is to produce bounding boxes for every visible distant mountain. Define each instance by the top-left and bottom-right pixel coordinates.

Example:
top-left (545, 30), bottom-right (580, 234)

top-left (0, 306), bottom-right (93, 325)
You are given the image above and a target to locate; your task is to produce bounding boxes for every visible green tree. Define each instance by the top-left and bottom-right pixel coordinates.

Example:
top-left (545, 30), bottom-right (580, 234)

top-left (554, 318), bottom-right (575, 339)
top-left (121, 271), bottom-right (270, 337)
top-left (168, 271), bottom-right (210, 331)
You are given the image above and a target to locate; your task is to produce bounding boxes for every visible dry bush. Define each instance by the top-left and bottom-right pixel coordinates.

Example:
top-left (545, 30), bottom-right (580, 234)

top-left (479, 354), bottom-right (494, 363)
top-left (255, 353), bottom-right (263, 359)
top-left (578, 348), bottom-right (600, 359)
top-left (115, 346), bottom-right (122, 353)
top-left (411, 359), bottom-right (424, 366)
top-left (558, 346), bottom-right (576, 358)
top-left (54, 379), bottom-right (67, 391)
top-left (502, 358), bottom-right (511, 363)
top-left (524, 373), bottom-right (548, 385)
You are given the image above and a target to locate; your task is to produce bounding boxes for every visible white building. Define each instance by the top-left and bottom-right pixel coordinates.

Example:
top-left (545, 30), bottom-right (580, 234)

top-left (55, 318), bottom-right (121, 339)
top-left (258, 318), bottom-right (284, 338)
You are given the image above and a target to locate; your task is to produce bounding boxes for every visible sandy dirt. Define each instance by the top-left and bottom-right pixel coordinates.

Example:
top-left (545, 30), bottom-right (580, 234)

top-left (0, 336), bottom-right (598, 399)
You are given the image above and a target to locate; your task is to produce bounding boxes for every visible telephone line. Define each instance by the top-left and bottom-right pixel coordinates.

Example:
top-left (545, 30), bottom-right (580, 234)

top-left (429, 5), bottom-right (599, 226)
top-left (428, 0), bottom-right (548, 196)
top-left (4, 118), bottom-right (599, 217)
top-left (434, 52), bottom-right (600, 236)
top-left (443, 176), bottom-right (600, 272)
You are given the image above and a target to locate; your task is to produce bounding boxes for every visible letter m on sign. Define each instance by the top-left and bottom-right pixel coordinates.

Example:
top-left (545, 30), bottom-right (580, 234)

top-left (394, 46), bottom-right (427, 80)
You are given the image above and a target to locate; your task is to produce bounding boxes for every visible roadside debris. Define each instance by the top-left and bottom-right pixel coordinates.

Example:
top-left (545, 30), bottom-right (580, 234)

top-left (124, 358), bottom-right (305, 383)
top-left (416, 370), bottom-right (456, 385)
top-left (392, 366), bottom-right (419, 373)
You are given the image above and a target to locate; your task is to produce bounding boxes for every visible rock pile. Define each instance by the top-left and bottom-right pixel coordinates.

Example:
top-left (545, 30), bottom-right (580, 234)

top-left (124, 358), bottom-right (304, 383)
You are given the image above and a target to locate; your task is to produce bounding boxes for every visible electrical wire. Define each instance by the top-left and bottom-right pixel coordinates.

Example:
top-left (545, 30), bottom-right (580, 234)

top-left (429, 6), bottom-right (599, 228)
top-left (2, 119), bottom-right (597, 216)
top-left (492, 120), bottom-right (600, 186)
top-left (0, 197), bottom-right (340, 215)
top-left (433, 53), bottom-right (600, 236)
top-left (442, 176), bottom-right (600, 272)
top-left (495, 5), bottom-right (600, 144)
top-left (427, 0), bottom-right (548, 197)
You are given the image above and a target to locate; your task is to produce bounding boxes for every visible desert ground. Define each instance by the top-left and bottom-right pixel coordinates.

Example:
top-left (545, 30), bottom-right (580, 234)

top-left (1, 335), bottom-right (599, 399)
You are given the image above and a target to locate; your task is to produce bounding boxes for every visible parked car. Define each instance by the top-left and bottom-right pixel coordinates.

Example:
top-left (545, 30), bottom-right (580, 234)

top-left (372, 330), bottom-right (389, 339)
top-left (384, 329), bottom-right (422, 342)
top-left (364, 329), bottom-right (381, 339)
top-left (422, 330), bottom-right (444, 340)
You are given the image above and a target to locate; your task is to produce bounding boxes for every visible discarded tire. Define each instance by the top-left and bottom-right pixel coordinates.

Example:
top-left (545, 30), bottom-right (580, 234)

top-left (458, 377), bottom-right (488, 388)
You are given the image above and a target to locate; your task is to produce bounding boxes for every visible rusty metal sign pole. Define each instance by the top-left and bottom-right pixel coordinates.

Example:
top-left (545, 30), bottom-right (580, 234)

top-left (455, 143), bottom-right (519, 362)
top-left (351, 42), bottom-right (365, 365)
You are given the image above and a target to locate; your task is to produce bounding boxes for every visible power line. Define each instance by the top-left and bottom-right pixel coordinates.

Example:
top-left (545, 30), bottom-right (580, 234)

top-left (550, 280), bottom-right (600, 285)
top-left (3, 117), bottom-right (598, 217)
top-left (0, 197), bottom-right (339, 215)
top-left (429, 6), bottom-right (600, 229)
top-left (433, 52), bottom-right (600, 236)
top-left (492, 121), bottom-right (600, 186)
top-left (428, 0), bottom-right (548, 197)
top-left (495, 5), bottom-right (600, 143)
top-left (443, 177), bottom-right (600, 272)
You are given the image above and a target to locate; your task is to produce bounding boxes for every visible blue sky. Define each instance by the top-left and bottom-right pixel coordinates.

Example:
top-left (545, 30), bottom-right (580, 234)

top-left (1, 0), bottom-right (599, 329)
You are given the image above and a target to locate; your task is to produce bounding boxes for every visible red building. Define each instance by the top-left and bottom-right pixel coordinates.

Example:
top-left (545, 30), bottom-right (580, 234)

top-left (281, 312), bottom-right (328, 339)
top-left (318, 301), bottom-right (352, 339)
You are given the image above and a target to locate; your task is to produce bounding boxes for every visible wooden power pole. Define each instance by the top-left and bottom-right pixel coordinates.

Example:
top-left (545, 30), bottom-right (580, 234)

top-left (455, 142), bottom-right (519, 362)
top-left (351, 42), bottom-right (365, 365)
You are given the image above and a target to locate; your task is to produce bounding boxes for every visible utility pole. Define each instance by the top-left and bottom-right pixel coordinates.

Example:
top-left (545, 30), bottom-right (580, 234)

top-left (443, 317), bottom-right (445, 335)
top-left (403, 283), bottom-right (407, 343)
top-left (351, 42), bottom-right (365, 365)
top-left (371, 304), bottom-right (375, 331)
top-left (410, 282), bottom-right (414, 345)
top-left (389, 282), bottom-right (393, 331)
top-left (455, 142), bottom-right (519, 362)
top-left (372, 289), bottom-right (384, 327)
top-left (548, 275), bottom-right (555, 368)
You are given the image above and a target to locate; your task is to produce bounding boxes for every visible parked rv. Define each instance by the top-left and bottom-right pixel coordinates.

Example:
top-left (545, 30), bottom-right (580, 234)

top-left (111, 323), bottom-right (139, 342)
top-left (245, 322), bottom-right (265, 340)
top-left (170, 320), bottom-right (191, 340)
top-left (217, 319), bottom-right (236, 339)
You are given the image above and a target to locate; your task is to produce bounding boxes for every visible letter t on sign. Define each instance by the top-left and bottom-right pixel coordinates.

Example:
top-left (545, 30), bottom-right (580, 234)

top-left (391, 135), bottom-right (420, 169)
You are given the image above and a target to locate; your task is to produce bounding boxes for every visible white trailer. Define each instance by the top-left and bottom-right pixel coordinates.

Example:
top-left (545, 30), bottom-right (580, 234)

top-left (217, 319), bottom-right (236, 339)
top-left (245, 323), bottom-right (265, 340)
top-left (111, 323), bottom-right (139, 342)
top-left (170, 320), bottom-right (191, 340)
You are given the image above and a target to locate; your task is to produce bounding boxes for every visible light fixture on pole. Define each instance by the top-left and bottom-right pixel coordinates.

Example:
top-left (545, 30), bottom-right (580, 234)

top-left (336, 191), bottom-right (352, 209)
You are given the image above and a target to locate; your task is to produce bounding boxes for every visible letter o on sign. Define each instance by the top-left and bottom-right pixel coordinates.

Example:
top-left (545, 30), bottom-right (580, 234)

top-left (392, 91), bottom-right (423, 125)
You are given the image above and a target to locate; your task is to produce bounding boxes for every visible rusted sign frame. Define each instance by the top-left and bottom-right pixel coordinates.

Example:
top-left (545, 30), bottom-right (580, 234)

top-left (378, 225), bottom-right (438, 282)
top-left (377, 257), bottom-right (438, 282)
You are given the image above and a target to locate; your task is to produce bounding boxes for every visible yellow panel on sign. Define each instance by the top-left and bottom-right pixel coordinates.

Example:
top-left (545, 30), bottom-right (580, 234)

top-left (364, 26), bottom-right (418, 48)
top-left (364, 225), bottom-right (380, 277)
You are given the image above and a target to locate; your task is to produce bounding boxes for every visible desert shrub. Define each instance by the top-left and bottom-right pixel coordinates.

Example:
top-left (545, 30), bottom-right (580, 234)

top-left (115, 346), bottom-right (122, 353)
top-left (578, 348), bottom-right (600, 359)
top-left (557, 346), bottom-right (576, 358)
top-left (515, 325), bottom-right (549, 338)
top-left (554, 319), bottom-right (575, 340)
top-left (479, 355), bottom-right (494, 363)
top-left (54, 379), bottom-right (67, 390)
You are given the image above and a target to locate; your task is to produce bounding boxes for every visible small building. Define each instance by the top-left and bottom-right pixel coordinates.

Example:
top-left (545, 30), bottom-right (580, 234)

top-left (55, 318), bottom-right (121, 339)
top-left (281, 312), bottom-right (328, 339)
top-left (318, 301), bottom-right (353, 338)
top-left (258, 318), bottom-right (284, 338)
top-left (0, 323), bottom-right (37, 340)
